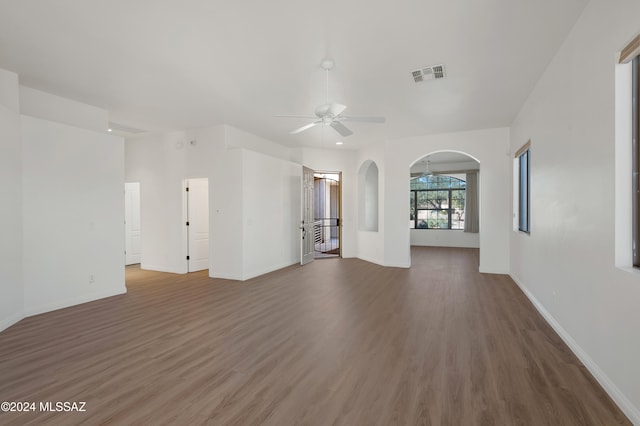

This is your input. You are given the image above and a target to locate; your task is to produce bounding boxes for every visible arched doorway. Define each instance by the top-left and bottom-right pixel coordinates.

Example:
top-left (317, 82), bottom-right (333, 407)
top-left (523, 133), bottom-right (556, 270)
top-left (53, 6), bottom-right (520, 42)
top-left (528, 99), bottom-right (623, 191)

top-left (409, 151), bottom-right (480, 252)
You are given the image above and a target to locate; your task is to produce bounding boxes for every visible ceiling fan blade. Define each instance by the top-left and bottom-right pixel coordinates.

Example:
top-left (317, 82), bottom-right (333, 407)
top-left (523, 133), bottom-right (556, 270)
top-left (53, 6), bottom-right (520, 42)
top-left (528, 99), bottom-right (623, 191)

top-left (328, 103), bottom-right (347, 117)
top-left (341, 116), bottom-right (386, 123)
top-left (330, 121), bottom-right (353, 137)
top-left (290, 121), bottom-right (321, 134)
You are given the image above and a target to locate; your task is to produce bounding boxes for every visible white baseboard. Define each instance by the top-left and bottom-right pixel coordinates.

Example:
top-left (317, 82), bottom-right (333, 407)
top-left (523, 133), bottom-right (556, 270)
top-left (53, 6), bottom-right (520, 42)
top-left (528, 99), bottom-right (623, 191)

top-left (241, 260), bottom-right (298, 281)
top-left (385, 261), bottom-right (411, 268)
top-left (356, 255), bottom-right (385, 266)
top-left (510, 274), bottom-right (640, 425)
top-left (209, 259), bottom-right (298, 282)
top-left (209, 271), bottom-right (242, 281)
top-left (356, 255), bottom-right (412, 268)
top-left (141, 263), bottom-right (184, 274)
top-left (0, 312), bottom-right (25, 333)
top-left (24, 287), bottom-right (127, 317)
top-left (479, 266), bottom-right (509, 274)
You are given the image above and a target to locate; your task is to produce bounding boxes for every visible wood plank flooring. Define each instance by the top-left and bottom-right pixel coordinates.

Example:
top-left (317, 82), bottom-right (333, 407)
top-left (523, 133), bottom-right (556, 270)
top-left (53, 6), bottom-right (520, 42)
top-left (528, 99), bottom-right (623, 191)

top-left (0, 247), bottom-right (630, 425)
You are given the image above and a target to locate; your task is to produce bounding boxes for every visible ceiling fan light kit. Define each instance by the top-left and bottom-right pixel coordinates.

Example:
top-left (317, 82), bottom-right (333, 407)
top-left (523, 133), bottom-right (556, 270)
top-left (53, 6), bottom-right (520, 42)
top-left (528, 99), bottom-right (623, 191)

top-left (277, 58), bottom-right (386, 138)
top-left (410, 158), bottom-right (434, 180)
top-left (422, 158), bottom-right (433, 176)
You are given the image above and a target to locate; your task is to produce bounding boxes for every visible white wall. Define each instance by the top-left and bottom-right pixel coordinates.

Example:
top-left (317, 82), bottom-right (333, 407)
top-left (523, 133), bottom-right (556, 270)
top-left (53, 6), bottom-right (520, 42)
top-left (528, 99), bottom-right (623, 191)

top-left (510, 0), bottom-right (640, 422)
top-left (19, 86), bottom-right (108, 133)
top-left (0, 68), bottom-right (125, 331)
top-left (125, 125), bottom-right (301, 280)
top-left (0, 69), bottom-right (23, 331)
top-left (242, 149), bottom-right (301, 279)
top-left (204, 126), bottom-right (245, 279)
top-left (21, 115), bottom-right (125, 315)
top-left (382, 128), bottom-right (511, 272)
top-left (410, 230), bottom-right (479, 248)
top-left (358, 161), bottom-right (379, 232)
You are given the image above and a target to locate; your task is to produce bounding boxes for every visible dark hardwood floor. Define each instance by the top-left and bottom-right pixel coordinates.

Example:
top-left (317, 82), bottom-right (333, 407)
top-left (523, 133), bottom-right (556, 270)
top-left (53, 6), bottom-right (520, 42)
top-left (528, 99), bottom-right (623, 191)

top-left (0, 247), bottom-right (630, 425)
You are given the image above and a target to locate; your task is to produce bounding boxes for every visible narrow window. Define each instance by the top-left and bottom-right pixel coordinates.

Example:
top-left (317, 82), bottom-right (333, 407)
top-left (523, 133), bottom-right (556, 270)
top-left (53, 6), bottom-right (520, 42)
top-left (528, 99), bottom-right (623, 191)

top-left (633, 56), bottom-right (639, 266)
top-left (618, 33), bottom-right (640, 267)
top-left (516, 142), bottom-right (531, 234)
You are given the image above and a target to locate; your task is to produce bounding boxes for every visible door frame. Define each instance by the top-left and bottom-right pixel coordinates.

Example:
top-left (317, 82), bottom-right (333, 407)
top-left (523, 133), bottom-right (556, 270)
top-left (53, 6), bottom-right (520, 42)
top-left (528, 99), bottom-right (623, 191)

top-left (313, 170), bottom-right (343, 258)
top-left (182, 177), bottom-right (210, 273)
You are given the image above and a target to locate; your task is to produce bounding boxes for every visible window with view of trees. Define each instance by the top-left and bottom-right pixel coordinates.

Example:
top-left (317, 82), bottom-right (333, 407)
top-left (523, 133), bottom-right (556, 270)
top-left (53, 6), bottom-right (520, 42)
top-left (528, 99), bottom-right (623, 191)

top-left (409, 175), bottom-right (465, 229)
top-left (518, 148), bottom-right (530, 233)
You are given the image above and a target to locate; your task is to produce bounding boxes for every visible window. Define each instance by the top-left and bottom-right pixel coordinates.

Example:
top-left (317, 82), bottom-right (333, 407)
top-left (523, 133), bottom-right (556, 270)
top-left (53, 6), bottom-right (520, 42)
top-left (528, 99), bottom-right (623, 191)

top-left (633, 56), bottom-right (639, 266)
top-left (409, 175), bottom-right (466, 229)
top-left (617, 34), bottom-right (640, 268)
top-left (516, 141), bottom-right (531, 233)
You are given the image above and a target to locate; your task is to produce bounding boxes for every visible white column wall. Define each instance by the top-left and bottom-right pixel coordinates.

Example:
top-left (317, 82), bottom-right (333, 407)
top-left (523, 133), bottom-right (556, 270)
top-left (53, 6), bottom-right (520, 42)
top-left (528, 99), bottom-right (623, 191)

top-left (125, 130), bottom-right (192, 274)
top-left (510, 0), bottom-right (640, 422)
top-left (242, 149), bottom-right (301, 279)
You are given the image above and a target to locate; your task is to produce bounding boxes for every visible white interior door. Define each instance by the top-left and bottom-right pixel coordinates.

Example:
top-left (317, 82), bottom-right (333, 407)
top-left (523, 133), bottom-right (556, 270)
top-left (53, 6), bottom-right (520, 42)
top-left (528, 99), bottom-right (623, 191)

top-left (187, 178), bottom-right (209, 272)
top-left (124, 182), bottom-right (141, 265)
top-left (301, 166), bottom-right (315, 265)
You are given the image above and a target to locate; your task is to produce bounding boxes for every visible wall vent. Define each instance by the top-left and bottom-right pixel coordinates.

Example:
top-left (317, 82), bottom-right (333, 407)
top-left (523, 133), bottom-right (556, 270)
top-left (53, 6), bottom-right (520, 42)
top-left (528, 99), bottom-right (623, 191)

top-left (411, 64), bottom-right (446, 83)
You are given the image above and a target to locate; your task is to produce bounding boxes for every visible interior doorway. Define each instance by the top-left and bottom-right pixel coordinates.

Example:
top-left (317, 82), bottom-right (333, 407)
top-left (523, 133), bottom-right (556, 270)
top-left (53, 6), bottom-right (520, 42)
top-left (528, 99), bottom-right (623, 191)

top-left (314, 171), bottom-right (341, 258)
top-left (124, 182), bottom-right (141, 265)
top-left (184, 178), bottom-right (209, 272)
top-left (409, 151), bottom-right (480, 262)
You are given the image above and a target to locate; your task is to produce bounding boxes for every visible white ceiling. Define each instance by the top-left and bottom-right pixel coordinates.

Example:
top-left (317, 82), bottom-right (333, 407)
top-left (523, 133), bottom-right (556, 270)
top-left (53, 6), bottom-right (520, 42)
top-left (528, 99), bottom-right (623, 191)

top-left (0, 0), bottom-right (588, 149)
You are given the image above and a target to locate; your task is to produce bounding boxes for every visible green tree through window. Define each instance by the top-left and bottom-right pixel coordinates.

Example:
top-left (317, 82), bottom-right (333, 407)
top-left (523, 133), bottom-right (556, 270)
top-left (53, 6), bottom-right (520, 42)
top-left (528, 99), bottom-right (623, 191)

top-left (409, 175), bottom-right (466, 229)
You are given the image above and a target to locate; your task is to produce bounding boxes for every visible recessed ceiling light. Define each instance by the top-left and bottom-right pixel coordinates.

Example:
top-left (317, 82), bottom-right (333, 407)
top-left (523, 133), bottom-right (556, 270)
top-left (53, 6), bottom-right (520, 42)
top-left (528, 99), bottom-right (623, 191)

top-left (107, 128), bottom-right (112, 132)
top-left (336, 141), bottom-right (343, 145)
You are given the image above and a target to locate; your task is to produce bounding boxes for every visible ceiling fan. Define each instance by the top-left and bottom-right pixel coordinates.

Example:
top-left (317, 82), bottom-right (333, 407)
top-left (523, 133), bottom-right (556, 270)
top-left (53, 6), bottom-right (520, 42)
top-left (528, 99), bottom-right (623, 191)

top-left (276, 59), bottom-right (385, 137)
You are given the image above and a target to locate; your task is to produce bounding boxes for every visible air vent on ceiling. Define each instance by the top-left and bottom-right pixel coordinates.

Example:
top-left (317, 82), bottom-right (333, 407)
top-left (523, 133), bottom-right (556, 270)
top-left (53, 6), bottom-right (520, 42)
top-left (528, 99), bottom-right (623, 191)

top-left (411, 64), bottom-right (446, 83)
